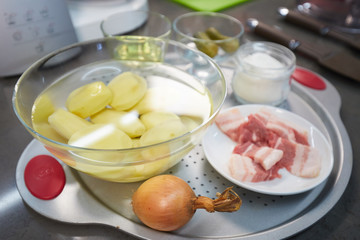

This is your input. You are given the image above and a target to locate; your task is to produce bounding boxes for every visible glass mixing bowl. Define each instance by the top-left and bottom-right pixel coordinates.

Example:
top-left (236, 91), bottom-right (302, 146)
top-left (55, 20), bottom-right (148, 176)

top-left (13, 36), bottom-right (227, 182)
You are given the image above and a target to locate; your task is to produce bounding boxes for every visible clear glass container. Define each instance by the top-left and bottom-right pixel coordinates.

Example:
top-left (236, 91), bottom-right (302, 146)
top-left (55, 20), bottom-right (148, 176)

top-left (12, 37), bottom-right (226, 183)
top-left (232, 41), bottom-right (296, 106)
top-left (173, 12), bottom-right (244, 63)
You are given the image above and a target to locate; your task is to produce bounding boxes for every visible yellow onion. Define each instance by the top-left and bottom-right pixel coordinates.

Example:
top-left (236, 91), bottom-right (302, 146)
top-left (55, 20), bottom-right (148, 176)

top-left (132, 175), bottom-right (242, 231)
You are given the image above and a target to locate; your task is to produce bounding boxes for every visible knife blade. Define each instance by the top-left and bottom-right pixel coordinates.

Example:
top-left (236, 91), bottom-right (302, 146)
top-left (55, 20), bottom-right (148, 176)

top-left (277, 7), bottom-right (360, 51)
top-left (247, 18), bottom-right (360, 82)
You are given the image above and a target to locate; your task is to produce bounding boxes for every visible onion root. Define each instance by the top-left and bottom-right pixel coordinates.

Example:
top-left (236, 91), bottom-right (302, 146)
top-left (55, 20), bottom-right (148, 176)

top-left (193, 187), bottom-right (242, 213)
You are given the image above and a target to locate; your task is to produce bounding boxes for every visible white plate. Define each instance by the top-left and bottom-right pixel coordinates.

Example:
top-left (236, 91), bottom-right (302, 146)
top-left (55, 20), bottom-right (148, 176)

top-left (202, 104), bottom-right (334, 195)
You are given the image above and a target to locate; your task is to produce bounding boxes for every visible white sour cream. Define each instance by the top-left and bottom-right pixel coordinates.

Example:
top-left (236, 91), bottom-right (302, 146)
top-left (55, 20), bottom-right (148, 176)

top-left (232, 42), bottom-right (295, 106)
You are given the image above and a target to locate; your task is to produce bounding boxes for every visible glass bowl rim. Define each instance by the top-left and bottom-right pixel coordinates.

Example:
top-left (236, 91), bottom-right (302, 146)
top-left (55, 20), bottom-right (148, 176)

top-left (12, 36), bottom-right (227, 157)
top-left (172, 11), bottom-right (245, 44)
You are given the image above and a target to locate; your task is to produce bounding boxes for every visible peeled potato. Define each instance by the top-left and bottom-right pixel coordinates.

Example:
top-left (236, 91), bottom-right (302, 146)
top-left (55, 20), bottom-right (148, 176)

top-left (132, 138), bottom-right (141, 148)
top-left (131, 87), bottom-right (179, 115)
top-left (130, 89), bottom-right (155, 114)
top-left (108, 72), bottom-right (147, 111)
top-left (68, 124), bottom-right (132, 149)
top-left (31, 94), bottom-right (66, 142)
top-left (180, 116), bottom-right (202, 132)
top-left (91, 109), bottom-right (146, 138)
top-left (140, 119), bottom-right (187, 147)
top-left (33, 122), bottom-right (67, 143)
top-left (140, 111), bottom-right (179, 129)
top-left (32, 93), bottom-right (56, 124)
top-left (139, 119), bottom-right (188, 160)
top-left (66, 81), bottom-right (112, 118)
top-left (76, 164), bottom-right (138, 182)
top-left (48, 109), bottom-right (92, 139)
top-left (134, 157), bottom-right (170, 178)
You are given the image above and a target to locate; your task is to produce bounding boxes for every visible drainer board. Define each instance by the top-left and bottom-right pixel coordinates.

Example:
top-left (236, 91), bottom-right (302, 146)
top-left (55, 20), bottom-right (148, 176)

top-left (15, 68), bottom-right (352, 240)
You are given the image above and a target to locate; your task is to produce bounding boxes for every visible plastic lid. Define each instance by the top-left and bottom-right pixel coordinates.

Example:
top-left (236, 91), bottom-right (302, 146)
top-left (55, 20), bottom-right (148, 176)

top-left (292, 68), bottom-right (326, 90)
top-left (24, 155), bottom-right (66, 200)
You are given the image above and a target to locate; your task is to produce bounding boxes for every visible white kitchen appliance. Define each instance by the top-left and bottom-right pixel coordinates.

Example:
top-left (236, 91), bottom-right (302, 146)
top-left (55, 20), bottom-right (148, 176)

top-left (0, 0), bottom-right (148, 77)
top-left (0, 0), bottom-right (78, 77)
top-left (66, 0), bottom-right (148, 42)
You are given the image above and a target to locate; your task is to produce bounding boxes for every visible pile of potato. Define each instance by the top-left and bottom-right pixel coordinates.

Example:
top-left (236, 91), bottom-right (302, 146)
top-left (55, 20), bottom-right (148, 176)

top-left (32, 72), bottom-right (200, 151)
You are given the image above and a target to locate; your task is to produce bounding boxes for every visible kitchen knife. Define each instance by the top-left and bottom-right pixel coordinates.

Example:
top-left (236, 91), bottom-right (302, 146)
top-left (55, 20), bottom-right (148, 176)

top-left (278, 7), bottom-right (360, 51)
top-left (247, 18), bottom-right (360, 82)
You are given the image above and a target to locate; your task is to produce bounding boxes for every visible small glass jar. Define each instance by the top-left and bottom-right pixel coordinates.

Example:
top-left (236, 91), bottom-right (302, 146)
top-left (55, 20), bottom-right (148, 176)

top-left (232, 41), bottom-right (296, 106)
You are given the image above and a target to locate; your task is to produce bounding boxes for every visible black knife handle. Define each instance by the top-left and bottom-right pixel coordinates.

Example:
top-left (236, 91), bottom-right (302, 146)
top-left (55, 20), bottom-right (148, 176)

top-left (278, 7), bottom-right (329, 35)
top-left (247, 18), bottom-right (300, 50)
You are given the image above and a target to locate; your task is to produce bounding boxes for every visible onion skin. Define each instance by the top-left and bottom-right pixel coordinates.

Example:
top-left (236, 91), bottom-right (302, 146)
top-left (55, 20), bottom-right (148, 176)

top-left (132, 175), bottom-right (196, 231)
top-left (132, 175), bottom-right (242, 232)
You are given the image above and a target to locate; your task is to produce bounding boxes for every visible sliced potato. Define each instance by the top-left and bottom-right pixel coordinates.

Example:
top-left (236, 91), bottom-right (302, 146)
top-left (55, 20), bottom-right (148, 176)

top-left (134, 157), bottom-right (170, 178)
top-left (130, 88), bottom-right (156, 115)
top-left (180, 115), bottom-right (202, 132)
top-left (32, 93), bottom-right (56, 124)
top-left (33, 122), bottom-right (67, 143)
top-left (68, 124), bottom-right (132, 150)
top-left (140, 111), bottom-right (179, 129)
top-left (108, 72), bottom-right (147, 111)
top-left (66, 81), bottom-right (112, 118)
top-left (48, 108), bottom-right (92, 140)
top-left (132, 138), bottom-right (141, 148)
top-left (139, 119), bottom-right (188, 160)
top-left (91, 109), bottom-right (146, 138)
top-left (140, 119), bottom-right (187, 147)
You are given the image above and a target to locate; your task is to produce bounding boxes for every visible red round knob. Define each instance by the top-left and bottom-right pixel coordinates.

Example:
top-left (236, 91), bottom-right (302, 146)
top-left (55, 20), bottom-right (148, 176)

top-left (24, 155), bottom-right (66, 200)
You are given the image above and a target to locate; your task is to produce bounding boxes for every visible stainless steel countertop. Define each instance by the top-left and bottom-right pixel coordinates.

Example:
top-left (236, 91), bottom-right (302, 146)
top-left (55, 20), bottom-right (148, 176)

top-left (1, 0), bottom-right (359, 239)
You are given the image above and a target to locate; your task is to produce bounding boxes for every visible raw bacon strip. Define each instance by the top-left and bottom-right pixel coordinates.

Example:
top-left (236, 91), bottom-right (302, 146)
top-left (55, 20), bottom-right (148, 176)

top-left (233, 142), bottom-right (284, 171)
top-left (236, 113), bottom-right (270, 145)
top-left (216, 109), bottom-right (272, 145)
top-left (291, 143), bottom-right (321, 178)
top-left (215, 108), bottom-right (244, 142)
top-left (271, 137), bottom-right (321, 178)
top-left (293, 131), bottom-right (309, 146)
top-left (254, 109), bottom-right (272, 123)
top-left (269, 136), bottom-right (296, 170)
top-left (229, 154), bottom-right (257, 182)
top-left (266, 117), bottom-right (296, 142)
top-left (233, 141), bottom-right (253, 154)
top-left (266, 116), bottom-right (309, 145)
top-left (253, 147), bottom-right (283, 171)
top-left (228, 153), bottom-right (281, 182)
